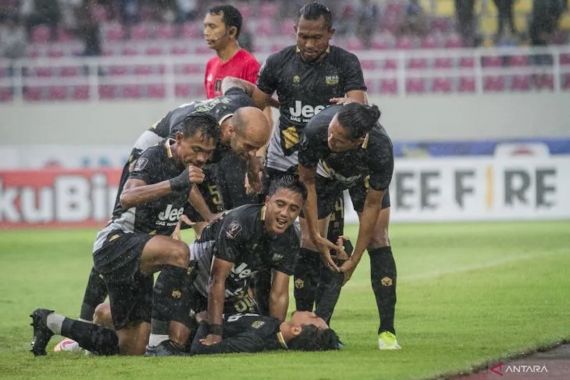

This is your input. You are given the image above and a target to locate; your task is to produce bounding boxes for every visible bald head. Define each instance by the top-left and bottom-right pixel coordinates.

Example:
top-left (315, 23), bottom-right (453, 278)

top-left (230, 107), bottom-right (271, 156)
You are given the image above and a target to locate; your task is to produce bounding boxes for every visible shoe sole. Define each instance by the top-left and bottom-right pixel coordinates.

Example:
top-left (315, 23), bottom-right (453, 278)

top-left (30, 310), bottom-right (53, 356)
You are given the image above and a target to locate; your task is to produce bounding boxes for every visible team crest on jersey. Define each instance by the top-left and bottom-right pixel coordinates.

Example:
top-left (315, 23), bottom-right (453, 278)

top-left (325, 75), bottom-right (339, 85)
top-left (133, 157), bottom-right (148, 172)
top-left (294, 278), bottom-right (304, 289)
top-left (251, 320), bottom-right (265, 329)
top-left (292, 75), bottom-right (300, 84)
top-left (225, 221), bottom-right (242, 239)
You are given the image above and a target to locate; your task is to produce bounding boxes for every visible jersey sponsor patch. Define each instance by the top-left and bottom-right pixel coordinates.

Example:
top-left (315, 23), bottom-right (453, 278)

top-left (133, 157), bottom-right (149, 172)
top-left (251, 320), bottom-right (265, 329)
top-left (225, 220), bottom-right (242, 239)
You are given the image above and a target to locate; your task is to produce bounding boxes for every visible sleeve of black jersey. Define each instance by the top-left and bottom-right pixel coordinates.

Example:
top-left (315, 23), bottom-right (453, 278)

top-left (127, 147), bottom-right (158, 184)
top-left (340, 51), bottom-right (367, 93)
top-left (298, 121), bottom-right (324, 169)
top-left (214, 215), bottom-right (244, 264)
top-left (256, 54), bottom-right (279, 95)
top-left (367, 130), bottom-right (395, 191)
top-left (224, 87), bottom-right (255, 108)
top-left (151, 110), bottom-right (174, 138)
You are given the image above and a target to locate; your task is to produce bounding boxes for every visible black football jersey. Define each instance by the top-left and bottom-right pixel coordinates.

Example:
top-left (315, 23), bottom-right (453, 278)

top-left (191, 313), bottom-right (283, 354)
top-left (94, 141), bottom-right (188, 251)
top-left (299, 105), bottom-right (394, 192)
top-left (257, 45), bottom-right (366, 170)
top-left (191, 204), bottom-right (300, 299)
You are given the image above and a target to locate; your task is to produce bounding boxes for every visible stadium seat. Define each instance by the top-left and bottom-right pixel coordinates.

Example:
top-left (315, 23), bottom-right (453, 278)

top-left (562, 73), bottom-right (570, 89)
top-left (459, 57), bottom-right (475, 68)
top-left (256, 19), bottom-right (274, 36)
top-left (380, 79), bottom-right (398, 95)
top-left (156, 23), bottom-right (176, 39)
top-left (483, 76), bottom-right (506, 92)
top-left (24, 87), bottom-right (44, 101)
top-left (31, 25), bottom-right (51, 43)
top-left (430, 17), bottom-right (452, 33)
top-left (383, 59), bottom-right (398, 70)
top-left (121, 85), bottom-right (143, 98)
top-left (178, 64), bottom-right (201, 75)
top-left (510, 75), bottom-right (531, 91)
top-left (145, 46), bottom-right (163, 56)
top-left (509, 55), bottom-right (529, 67)
top-left (280, 19), bottom-right (295, 35)
top-left (434, 57), bottom-right (453, 69)
top-left (406, 78), bottom-right (426, 93)
top-left (57, 28), bottom-right (74, 42)
top-left (260, 2), bottom-right (278, 18)
top-left (432, 77), bottom-right (453, 93)
top-left (560, 53), bottom-right (570, 65)
top-left (48, 86), bottom-right (68, 101)
top-left (181, 22), bottom-right (199, 38)
top-left (99, 84), bottom-right (119, 99)
top-left (171, 45), bottom-right (189, 55)
top-left (175, 83), bottom-right (192, 98)
top-left (420, 35), bottom-right (438, 49)
top-left (108, 65), bottom-right (129, 75)
top-left (71, 86), bottom-right (89, 100)
top-left (33, 66), bottom-right (55, 77)
top-left (47, 47), bottom-right (65, 58)
top-left (0, 87), bottom-right (12, 102)
top-left (396, 36), bottom-right (414, 50)
top-left (408, 58), bottom-right (428, 69)
top-left (482, 56), bottom-right (503, 67)
top-left (131, 24), bottom-right (151, 40)
top-left (346, 37), bottom-right (364, 51)
top-left (361, 60), bottom-right (375, 70)
top-left (134, 65), bottom-right (154, 75)
top-left (458, 77), bottom-right (476, 92)
top-left (147, 84), bottom-right (166, 98)
top-left (444, 33), bottom-right (463, 48)
top-left (92, 3), bottom-right (109, 22)
top-left (60, 66), bottom-right (81, 77)
top-left (104, 23), bottom-right (125, 41)
top-left (121, 46), bottom-right (139, 56)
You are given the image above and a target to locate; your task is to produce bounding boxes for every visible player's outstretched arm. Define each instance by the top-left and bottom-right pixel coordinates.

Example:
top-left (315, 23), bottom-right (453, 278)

top-left (221, 76), bottom-right (279, 109)
top-left (340, 188), bottom-right (384, 282)
top-left (298, 165), bottom-right (340, 272)
top-left (203, 258), bottom-right (233, 345)
top-left (269, 271), bottom-right (290, 322)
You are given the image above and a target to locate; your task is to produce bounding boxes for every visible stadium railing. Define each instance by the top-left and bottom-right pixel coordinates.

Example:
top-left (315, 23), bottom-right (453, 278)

top-left (1, 45), bottom-right (569, 103)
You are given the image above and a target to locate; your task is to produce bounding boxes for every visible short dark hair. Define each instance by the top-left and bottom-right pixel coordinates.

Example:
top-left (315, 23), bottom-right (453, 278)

top-left (288, 325), bottom-right (342, 351)
top-left (268, 175), bottom-right (308, 202)
top-left (298, 2), bottom-right (333, 29)
top-left (336, 103), bottom-right (381, 139)
top-left (180, 114), bottom-right (219, 143)
top-left (208, 5), bottom-right (243, 39)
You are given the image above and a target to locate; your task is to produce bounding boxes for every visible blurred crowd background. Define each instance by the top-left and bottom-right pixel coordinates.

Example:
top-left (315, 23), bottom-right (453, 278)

top-left (1, 0), bottom-right (569, 60)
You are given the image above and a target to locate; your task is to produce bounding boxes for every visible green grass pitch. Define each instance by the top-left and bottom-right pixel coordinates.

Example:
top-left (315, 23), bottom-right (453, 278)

top-left (0, 221), bottom-right (568, 379)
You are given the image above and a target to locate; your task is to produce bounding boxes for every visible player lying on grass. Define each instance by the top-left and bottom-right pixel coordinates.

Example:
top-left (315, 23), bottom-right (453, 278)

top-left (190, 310), bottom-right (341, 354)
top-left (147, 176), bottom-right (306, 355)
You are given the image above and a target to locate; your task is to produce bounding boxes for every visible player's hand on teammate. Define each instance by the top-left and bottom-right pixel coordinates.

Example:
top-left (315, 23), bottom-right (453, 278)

top-left (200, 334), bottom-right (222, 346)
top-left (339, 259), bottom-right (357, 285)
top-left (315, 235), bottom-right (342, 272)
top-left (171, 214), bottom-right (195, 240)
top-left (331, 236), bottom-right (351, 262)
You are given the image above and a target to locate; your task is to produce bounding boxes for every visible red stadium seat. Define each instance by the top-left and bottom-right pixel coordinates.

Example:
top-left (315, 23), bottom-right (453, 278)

top-left (562, 73), bottom-right (570, 89)
top-left (72, 86), bottom-right (89, 100)
top-left (24, 87), bottom-right (44, 101)
top-left (108, 65), bottom-right (129, 75)
top-left (47, 47), bottom-right (64, 58)
top-left (156, 23), bottom-right (176, 39)
top-left (280, 19), bottom-right (295, 35)
top-left (434, 57), bottom-right (453, 69)
top-left (483, 76), bottom-right (506, 92)
top-left (256, 19), bottom-right (274, 36)
top-left (260, 3), bottom-right (278, 18)
top-left (134, 65), bottom-right (153, 75)
top-left (420, 35), bottom-right (438, 49)
top-left (60, 66), bottom-right (81, 77)
top-left (509, 55), bottom-right (529, 67)
top-left (99, 84), bottom-right (119, 99)
top-left (444, 34), bottom-right (463, 49)
top-left (510, 75), bottom-right (530, 91)
top-left (459, 57), bottom-right (475, 68)
top-left (560, 53), bottom-right (570, 65)
top-left (175, 83), bottom-right (192, 97)
top-left (482, 56), bottom-right (502, 67)
top-left (145, 46), bottom-right (163, 56)
top-left (31, 25), bottom-right (50, 43)
top-left (408, 58), bottom-right (428, 69)
top-left (121, 85), bottom-right (143, 98)
top-left (396, 36), bottom-right (414, 50)
top-left (181, 22), bottom-right (199, 38)
top-left (105, 23), bottom-right (125, 41)
top-left (0, 87), bottom-right (12, 102)
top-left (122, 46), bottom-right (139, 56)
top-left (147, 84), bottom-right (166, 98)
top-left (406, 78), bottom-right (426, 93)
top-left (432, 77), bottom-right (453, 93)
top-left (48, 86), bottom-right (68, 100)
top-left (171, 45), bottom-right (189, 55)
top-left (131, 24), bottom-right (151, 40)
top-left (380, 79), bottom-right (398, 95)
top-left (383, 59), bottom-right (398, 70)
top-left (458, 77), bottom-right (476, 92)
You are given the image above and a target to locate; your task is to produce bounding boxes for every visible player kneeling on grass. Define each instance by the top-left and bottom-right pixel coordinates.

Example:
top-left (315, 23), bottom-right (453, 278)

top-left (190, 310), bottom-right (341, 354)
top-left (30, 114), bottom-right (219, 356)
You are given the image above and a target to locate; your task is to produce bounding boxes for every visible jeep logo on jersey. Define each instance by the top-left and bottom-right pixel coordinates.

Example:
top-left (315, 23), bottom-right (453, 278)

top-left (289, 101), bottom-right (325, 122)
top-left (158, 204), bottom-right (184, 222)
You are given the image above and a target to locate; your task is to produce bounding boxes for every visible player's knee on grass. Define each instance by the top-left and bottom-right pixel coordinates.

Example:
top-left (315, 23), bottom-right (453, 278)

top-left (93, 303), bottom-right (113, 329)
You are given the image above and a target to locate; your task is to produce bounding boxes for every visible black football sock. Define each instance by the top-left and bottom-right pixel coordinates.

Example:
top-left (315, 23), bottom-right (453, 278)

top-left (253, 271), bottom-right (272, 316)
top-left (79, 267), bottom-right (108, 321)
top-left (294, 248), bottom-right (321, 311)
top-left (369, 246), bottom-right (397, 334)
top-left (150, 266), bottom-right (192, 346)
top-left (60, 317), bottom-right (118, 355)
top-left (315, 261), bottom-right (343, 325)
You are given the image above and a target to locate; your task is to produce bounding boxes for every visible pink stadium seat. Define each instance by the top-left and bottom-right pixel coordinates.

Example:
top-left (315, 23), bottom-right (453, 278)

top-left (0, 87), bottom-right (12, 102)
top-left (444, 34), bottom-right (463, 49)
top-left (432, 77), bottom-right (453, 93)
top-left (195, 45), bottom-right (210, 54)
top-left (175, 83), bottom-right (191, 98)
top-left (510, 75), bottom-right (531, 91)
top-left (57, 28), bottom-right (73, 42)
top-left (459, 57), bottom-right (475, 68)
top-left (48, 86), bottom-right (68, 100)
top-left (179, 64), bottom-right (201, 75)
top-left (406, 78), bottom-right (426, 93)
top-left (431, 18), bottom-right (452, 33)
top-left (60, 66), bottom-right (81, 77)
top-left (156, 23), bottom-right (176, 39)
top-left (361, 60), bottom-right (375, 70)
top-left (237, 3), bottom-right (253, 18)
top-left (408, 58), bottom-right (428, 69)
top-left (109, 65), bottom-right (129, 75)
top-left (134, 65), bottom-right (153, 75)
top-left (434, 57), bottom-right (453, 69)
top-left (181, 22), bottom-right (199, 38)
top-left (256, 19), bottom-right (274, 36)
top-left (509, 55), bottom-right (529, 67)
top-left (47, 47), bottom-right (65, 58)
top-left (562, 73), bottom-right (570, 89)
top-left (280, 19), bottom-right (295, 35)
top-left (122, 46), bottom-right (139, 56)
top-left (484, 76), bottom-right (506, 92)
top-left (560, 53), bottom-right (570, 65)
top-left (72, 86), bottom-right (89, 100)
top-left (99, 84), bottom-right (119, 99)
top-left (105, 23), bottom-right (125, 41)
top-left (24, 87), bottom-right (44, 101)
top-left (459, 77), bottom-right (476, 92)
top-left (380, 79), bottom-right (398, 95)
top-left (347, 37), bottom-right (364, 51)
top-left (371, 37), bottom-right (391, 50)
top-left (145, 46), bottom-right (163, 56)
top-left (31, 25), bottom-right (50, 43)
top-left (396, 36), bottom-right (413, 50)
top-left (482, 56), bottom-right (502, 67)
top-left (420, 35), bottom-right (438, 49)
top-left (260, 3), bottom-right (278, 18)
top-left (131, 24), bottom-right (151, 40)
top-left (383, 58), bottom-right (398, 70)
top-left (121, 85), bottom-right (143, 98)
top-left (147, 84), bottom-right (166, 98)
top-left (171, 45), bottom-right (189, 55)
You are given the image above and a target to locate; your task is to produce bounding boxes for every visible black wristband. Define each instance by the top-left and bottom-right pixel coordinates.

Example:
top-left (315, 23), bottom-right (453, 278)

top-left (208, 323), bottom-right (223, 336)
top-left (169, 167), bottom-right (190, 192)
